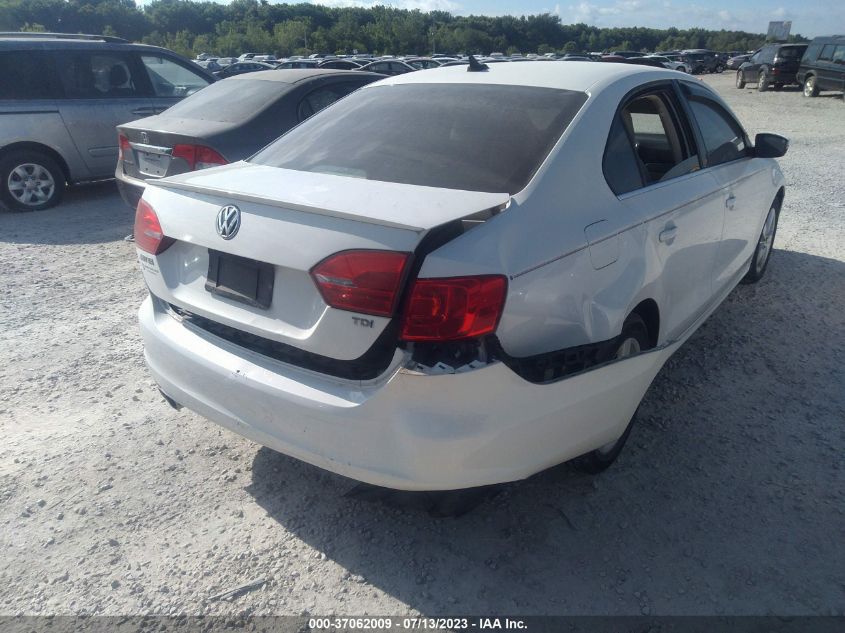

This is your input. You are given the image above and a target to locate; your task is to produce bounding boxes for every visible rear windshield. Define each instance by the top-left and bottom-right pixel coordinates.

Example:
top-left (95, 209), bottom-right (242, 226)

top-left (778, 47), bottom-right (806, 59)
top-left (778, 46), bottom-right (807, 59)
top-left (161, 78), bottom-right (285, 123)
top-left (251, 83), bottom-right (588, 194)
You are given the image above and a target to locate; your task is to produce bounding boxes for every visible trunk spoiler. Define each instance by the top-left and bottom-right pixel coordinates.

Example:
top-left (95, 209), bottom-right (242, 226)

top-left (152, 162), bottom-right (510, 232)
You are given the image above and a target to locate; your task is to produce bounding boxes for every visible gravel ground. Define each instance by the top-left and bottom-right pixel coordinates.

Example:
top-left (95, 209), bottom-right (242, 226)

top-left (1, 72), bottom-right (843, 618)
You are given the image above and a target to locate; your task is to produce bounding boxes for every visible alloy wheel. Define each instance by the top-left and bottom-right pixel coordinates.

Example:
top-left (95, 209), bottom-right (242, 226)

top-left (7, 163), bottom-right (56, 207)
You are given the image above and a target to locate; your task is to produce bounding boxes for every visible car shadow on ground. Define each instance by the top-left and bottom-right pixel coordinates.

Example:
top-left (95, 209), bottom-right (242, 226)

top-left (245, 248), bottom-right (845, 614)
top-left (0, 180), bottom-right (132, 245)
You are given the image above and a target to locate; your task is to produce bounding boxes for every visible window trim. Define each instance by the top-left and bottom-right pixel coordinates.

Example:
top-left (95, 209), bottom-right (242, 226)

top-left (602, 79), bottom-right (703, 197)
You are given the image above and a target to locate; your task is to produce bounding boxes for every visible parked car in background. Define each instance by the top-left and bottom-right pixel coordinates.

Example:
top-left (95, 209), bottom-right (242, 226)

top-left (610, 50), bottom-right (644, 58)
top-left (358, 60), bottom-right (416, 75)
top-left (195, 59), bottom-right (222, 72)
top-left (736, 43), bottom-right (808, 91)
top-left (253, 54), bottom-right (277, 63)
top-left (317, 59), bottom-right (362, 70)
top-left (216, 57), bottom-right (237, 67)
top-left (404, 57), bottom-right (442, 69)
top-left (0, 32), bottom-right (214, 211)
top-left (116, 70), bottom-right (383, 209)
top-left (645, 55), bottom-right (689, 72)
top-left (726, 54), bottom-right (751, 70)
top-left (797, 35), bottom-right (845, 98)
top-left (134, 63), bottom-right (787, 496)
top-left (276, 59), bottom-right (320, 69)
top-left (683, 50), bottom-right (724, 74)
top-left (213, 61), bottom-right (275, 78)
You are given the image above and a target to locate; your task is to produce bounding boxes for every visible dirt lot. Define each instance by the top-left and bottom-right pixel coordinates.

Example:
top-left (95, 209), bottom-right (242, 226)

top-left (1, 72), bottom-right (843, 617)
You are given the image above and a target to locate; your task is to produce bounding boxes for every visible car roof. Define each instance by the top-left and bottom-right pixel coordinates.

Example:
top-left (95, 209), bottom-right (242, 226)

top-left (0, 33), bottom-right (170, 54)
top-left (229, 69), bottom-right (384, 84)
top-left (372, 61), bottom-right (678, 93)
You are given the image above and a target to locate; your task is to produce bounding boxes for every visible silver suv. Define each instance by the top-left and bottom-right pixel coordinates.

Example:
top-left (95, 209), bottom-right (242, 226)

top-left (0, 33), bottom-right (215, 211)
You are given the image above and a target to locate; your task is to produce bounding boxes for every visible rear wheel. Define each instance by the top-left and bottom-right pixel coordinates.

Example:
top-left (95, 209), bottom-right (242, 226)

top-left (742, 204), bottom-right (779, 284)
top-left (0, 150), bottom-right (65, 212)
top-left (736, 71), bottom-right (746, 89)
top-left (758, 70), bottom-right (769, 92)
top-left (803, 75), bottom-right (819, 97)
top-left (575, 314), bottom-right (650, 474)
top-left (715, 64), bottom-right (724, 73)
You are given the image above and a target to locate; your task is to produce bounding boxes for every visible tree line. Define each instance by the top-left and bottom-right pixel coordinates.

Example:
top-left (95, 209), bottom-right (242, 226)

top-left (0, 0), bottom-right (808, 59)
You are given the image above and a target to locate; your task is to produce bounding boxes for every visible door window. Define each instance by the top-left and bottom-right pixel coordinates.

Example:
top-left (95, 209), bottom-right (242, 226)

top-left (682, 86), bottom-right (748, 167)
top-left (56, 52), bottom-right (143, 99)
top-left (833, 46), bottom-right (845, 64)
top-left (818, 45), bottom-right (836, 61)
top-left (0, 52), bottom-right (61, 99)
top-left (603, 89), bottom-right (699, 194)
top-left (140, 54), bottom-right (210, 98)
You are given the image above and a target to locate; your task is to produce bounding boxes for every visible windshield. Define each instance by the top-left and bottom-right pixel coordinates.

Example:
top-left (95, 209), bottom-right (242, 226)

top-left (251, 83), bottom-right (587, 194)
top-left (159, 78), bottom-right (285, 123)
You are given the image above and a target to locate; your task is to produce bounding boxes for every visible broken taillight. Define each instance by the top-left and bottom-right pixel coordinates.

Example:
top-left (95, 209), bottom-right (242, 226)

top-left (400, 275), bottom-right (507, 342)
top-left (134, 199), bottom-right (174, 255)
top-left (311, 250), bottom-right (411, 317)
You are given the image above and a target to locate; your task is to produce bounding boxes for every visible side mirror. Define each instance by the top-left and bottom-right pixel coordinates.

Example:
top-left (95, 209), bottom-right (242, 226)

top-left (754, 133), bottom-right (789, 158)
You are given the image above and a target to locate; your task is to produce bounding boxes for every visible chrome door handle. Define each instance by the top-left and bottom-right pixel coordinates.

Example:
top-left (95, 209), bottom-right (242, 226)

top-left (726, 194), bottom-right (736, 210)
top-left (658, 226), bottom-right (678, 243)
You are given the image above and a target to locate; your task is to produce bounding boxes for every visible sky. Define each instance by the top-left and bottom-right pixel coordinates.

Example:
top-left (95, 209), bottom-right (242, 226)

top-left (300, 0), bottom-right (843, 37)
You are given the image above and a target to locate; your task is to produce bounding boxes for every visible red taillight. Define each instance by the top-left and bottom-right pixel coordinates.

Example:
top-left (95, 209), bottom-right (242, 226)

top-left (311, 250), bottom-right (410, 317)
top-left (118, 133), bottom-right (132, 163)
top-left (134, 199), bottom-right (174, 255)
top-left (172, 144), bottom-right (227, 171)
top-left (400, 275), bottom-right (507, 342)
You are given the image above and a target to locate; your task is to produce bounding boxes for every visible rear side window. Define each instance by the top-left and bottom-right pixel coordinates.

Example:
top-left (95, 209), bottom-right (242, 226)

top-left (297, 82), bottom-right (366, 121)
top-left (252, 83), bottom-right (587, 195)
top-left (0, 52), bottom-right (61, 99)
top-left (56, 52), bottom-right (144, 99)
top-left (140, 55), bottom-right (210, 98)
top-left (603, 115), bottom-right (643, 195)
top-left (834, 46), bottom-right (845, 64)
top-left (682, 85), bottom-right (748, 167)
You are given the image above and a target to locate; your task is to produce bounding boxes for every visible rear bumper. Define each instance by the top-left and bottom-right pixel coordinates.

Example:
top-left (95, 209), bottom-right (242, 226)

top-left (140, 295), bottom-right (672, 490)
top-left (116, 171), bottom-right (145, 210)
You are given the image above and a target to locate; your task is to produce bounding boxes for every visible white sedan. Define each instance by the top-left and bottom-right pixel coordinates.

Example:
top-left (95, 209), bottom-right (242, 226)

top-left (134, 61), bottom-right (787, 492)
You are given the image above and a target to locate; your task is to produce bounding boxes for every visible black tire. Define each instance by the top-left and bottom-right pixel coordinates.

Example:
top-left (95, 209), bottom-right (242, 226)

top-left (758, 70), bottom-right (769, 92)
top-left (803, 75), bottom-right (819, 98)
top-left (715, 64), bottom-right (724, 73)
top-left (742, 203), bottom-right (779, 284)
top-left (736, 71), bottom-right (746, 89)
top-left (574, 314), bottom-right (650, 474)
top-left (0, 150), bottom-right (65, 212)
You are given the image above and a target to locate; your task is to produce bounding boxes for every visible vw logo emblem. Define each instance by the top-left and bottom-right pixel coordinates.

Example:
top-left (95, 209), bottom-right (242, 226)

top-left (216, 205), bottom-right (241, 240)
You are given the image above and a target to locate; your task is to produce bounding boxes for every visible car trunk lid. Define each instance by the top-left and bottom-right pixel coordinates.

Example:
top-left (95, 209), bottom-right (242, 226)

top-left (139, 163), bottom-right (509, 365)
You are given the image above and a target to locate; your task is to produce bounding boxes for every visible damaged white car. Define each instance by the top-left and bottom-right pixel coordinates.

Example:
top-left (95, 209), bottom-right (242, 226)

top-left (135, 61), bottom-right (787, 491)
